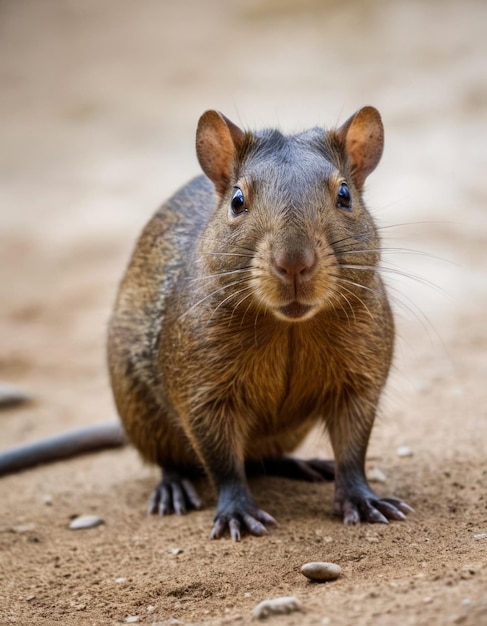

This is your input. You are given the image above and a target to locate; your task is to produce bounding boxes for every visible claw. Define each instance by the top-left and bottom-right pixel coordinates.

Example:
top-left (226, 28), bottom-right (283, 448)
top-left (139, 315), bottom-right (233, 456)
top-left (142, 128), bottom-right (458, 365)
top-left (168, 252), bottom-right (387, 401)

top-left (210, 517), bottom-right (227, 540)
top-left (342, 502), bottom-right (361, 525)
top-left (229, 518), bottom-right (241, 541)
top-left (396, 501), bottom-right (415, 515)
top-left (171, 481), bottom-right (186, 514)
top-left (181, 478), bottom-right (202, 510)
top-left (375, 499), bottom-right (407, 521)
top-left (366, 507), bottom-right (389, 524)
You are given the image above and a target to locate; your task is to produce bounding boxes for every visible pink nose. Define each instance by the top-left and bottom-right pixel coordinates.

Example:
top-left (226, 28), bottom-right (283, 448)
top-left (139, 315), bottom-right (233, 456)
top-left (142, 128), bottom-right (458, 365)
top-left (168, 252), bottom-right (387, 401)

top-left (273, 248), bottom-right (315, 283)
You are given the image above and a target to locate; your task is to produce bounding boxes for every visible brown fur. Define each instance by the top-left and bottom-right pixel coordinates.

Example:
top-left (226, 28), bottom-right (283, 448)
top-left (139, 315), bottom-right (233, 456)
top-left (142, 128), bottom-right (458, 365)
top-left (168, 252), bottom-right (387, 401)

top-left (107, 107), bottom-right (410, 539)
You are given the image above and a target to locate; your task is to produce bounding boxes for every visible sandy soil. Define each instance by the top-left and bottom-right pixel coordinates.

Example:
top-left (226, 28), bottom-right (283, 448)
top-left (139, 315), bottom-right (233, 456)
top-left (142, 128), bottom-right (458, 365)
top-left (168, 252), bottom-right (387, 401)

top-left (1, 0), bottom-right (486, 624)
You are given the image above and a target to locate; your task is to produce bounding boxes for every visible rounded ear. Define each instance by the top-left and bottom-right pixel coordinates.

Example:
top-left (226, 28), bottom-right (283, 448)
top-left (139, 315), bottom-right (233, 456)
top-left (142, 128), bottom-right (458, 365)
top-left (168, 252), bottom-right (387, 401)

top-left (336, 106), bottom-right (384, 191)
top-left (196, 111), bottom-right (246, 196)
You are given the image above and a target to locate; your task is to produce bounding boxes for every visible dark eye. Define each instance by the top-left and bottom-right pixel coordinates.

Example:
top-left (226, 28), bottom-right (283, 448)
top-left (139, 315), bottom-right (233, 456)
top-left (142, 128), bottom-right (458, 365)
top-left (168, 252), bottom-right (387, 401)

top-left (336, 182), bottom-right (352, 211)
top-left (230, 188), bottom-right (246, 216)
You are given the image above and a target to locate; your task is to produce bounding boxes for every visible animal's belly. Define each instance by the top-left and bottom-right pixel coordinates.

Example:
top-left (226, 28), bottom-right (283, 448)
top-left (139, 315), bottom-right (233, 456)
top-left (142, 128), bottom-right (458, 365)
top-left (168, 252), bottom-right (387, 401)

top-left (243, 395), bottom-right (322, 460)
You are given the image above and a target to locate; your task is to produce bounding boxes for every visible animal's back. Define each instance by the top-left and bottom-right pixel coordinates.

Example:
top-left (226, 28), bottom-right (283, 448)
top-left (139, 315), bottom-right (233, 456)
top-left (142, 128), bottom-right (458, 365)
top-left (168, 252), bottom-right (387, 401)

top-left (107, 175), bottom-right (213, 468)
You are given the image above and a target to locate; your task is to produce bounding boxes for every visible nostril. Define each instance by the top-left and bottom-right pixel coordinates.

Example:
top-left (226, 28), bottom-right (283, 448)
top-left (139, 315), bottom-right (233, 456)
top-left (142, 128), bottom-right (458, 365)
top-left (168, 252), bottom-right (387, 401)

top-left (298, 261), bottom-right (312, 276)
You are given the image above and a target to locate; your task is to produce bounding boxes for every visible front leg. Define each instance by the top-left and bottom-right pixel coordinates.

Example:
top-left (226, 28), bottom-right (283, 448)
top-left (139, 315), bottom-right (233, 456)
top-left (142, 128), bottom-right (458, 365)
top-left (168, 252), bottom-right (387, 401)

top-left (183, 407), bottom-right (276, 541)
top-left (326, 391), bottom-right (413, 525)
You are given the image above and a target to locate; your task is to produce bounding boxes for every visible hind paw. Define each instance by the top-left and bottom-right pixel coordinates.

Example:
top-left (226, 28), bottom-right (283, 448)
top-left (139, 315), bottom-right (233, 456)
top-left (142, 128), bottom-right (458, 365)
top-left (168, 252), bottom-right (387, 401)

top-left (251, 457), bottom-right (335, 482)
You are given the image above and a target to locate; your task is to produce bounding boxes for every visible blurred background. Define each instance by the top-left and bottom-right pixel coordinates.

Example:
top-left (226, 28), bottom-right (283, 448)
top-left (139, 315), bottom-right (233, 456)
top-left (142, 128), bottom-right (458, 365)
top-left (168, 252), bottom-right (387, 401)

top-left (1, 5), bottom-right (486, 622)
top-left (0, 0), bottom-right (486, 441)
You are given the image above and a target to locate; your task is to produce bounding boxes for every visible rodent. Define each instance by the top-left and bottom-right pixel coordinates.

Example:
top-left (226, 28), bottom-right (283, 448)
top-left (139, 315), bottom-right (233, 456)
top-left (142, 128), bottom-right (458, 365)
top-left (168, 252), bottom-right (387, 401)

top-left (107, 106), bottom-right (412, 539)
top-left (0, 107), bottom-right (412, 540)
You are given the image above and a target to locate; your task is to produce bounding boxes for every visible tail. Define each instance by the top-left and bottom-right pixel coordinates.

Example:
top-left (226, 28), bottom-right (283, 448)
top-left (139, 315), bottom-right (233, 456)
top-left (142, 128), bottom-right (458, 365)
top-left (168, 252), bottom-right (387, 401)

top-left (0, 422), bottom-right (127, 476)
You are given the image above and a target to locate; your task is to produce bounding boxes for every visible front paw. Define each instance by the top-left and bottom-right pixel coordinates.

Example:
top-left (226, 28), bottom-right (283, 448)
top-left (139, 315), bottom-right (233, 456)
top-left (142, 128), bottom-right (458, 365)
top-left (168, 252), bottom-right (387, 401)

top-left (148, 470), bottom-right (202, 516)
top-left (334, 486), bottom-right (413, 525)
top-left (211, 503), bottom-right (277, 541)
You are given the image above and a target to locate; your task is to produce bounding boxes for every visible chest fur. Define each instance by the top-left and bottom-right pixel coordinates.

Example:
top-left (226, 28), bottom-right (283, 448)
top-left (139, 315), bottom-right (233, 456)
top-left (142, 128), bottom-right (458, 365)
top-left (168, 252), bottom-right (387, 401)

top-left (165, 307), bottom-right (388, 432)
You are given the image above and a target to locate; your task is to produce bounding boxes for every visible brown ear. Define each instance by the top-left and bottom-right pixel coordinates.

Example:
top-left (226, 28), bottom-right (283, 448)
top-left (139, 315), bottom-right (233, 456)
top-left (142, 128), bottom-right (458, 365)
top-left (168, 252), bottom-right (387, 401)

top-left (336, 106), bottom-right (384, 191)
top-left (196, 111), bottom-right (245, 196)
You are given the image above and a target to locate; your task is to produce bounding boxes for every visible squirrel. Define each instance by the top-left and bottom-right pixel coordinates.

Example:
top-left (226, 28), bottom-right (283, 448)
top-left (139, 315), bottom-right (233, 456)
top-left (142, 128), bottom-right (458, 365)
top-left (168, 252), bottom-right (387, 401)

top-left (0, 107), bottom-right (412, 540)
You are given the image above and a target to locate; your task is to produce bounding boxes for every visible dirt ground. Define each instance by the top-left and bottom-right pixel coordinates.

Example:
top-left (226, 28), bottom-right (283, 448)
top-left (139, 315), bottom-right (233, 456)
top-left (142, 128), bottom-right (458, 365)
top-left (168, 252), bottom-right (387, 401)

top-left (1, 0), bottom-right (486, 624)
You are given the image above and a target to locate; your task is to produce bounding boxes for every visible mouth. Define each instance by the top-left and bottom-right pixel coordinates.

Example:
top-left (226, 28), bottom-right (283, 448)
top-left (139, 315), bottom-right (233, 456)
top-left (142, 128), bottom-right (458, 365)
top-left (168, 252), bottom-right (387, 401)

top-left (275, 301), bottom-right (316, 321)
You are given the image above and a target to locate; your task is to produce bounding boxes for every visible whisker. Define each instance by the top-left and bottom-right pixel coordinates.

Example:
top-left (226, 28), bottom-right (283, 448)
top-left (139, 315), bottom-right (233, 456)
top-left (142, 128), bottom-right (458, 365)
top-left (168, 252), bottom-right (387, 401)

top-left (387, 289), bottom-right (444, 347)
top-left (375, 219), bottom-right (460, 231)
top-left (331, 274), bottom-right (378, 319)
top-left (328, 285), bottom-right (355, 324)
top-left (210, 283), bottom-right (254, 322)
top-left (232, 289), bottom-right (257, 327)
top-left (338, 263), bottom-right (447, 297)
top-left (202, 251), bottom-right (254, 259)
top-left (178, 277), bottom-right (251, 321)
top-left (187, 267), bottom-right (253, 284)
top-left (253, 293), bottom-right (271, 344)
top-left (330, 275), bottom-right (380, 298)
top-left (333, 246), bottom-right (452, 264)
top-left (197, 237), bottom-right (256, 255)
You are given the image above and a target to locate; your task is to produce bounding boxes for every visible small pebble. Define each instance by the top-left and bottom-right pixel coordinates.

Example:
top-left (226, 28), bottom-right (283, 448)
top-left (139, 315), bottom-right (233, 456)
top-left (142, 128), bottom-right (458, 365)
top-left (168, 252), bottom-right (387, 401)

top-left (301, 561), bottom-right (341, 582)
top-left (11, 523), bottom-right (35, 533)
top-left (42, 495), bottom-right (53, 506)
top-left (125, 616), bottom-right (139, 624)
top-left (170, 547), bottom-right (183, 555)
top-left (147, 604), bottom-right (156, 613)
top-left (397, 446), bottom-right (413, 457)
top-left (0, 382), bottom-right (31, 408)
top-left (115, 577), bottom-right (126, 584)
top-left (69, 515), bottom-right (104, 530)
top-left (368, 467), bottom-right (387, 483)
top-left (474, 533), bottom-right (487, 540)
top-left (252, 596), bottom-right (302, 619)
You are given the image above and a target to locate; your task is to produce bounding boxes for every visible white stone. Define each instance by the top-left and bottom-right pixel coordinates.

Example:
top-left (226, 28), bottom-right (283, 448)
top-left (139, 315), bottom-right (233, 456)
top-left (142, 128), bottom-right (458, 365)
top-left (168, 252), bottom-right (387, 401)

top-left (252, 596), bottom-right (302, 619)
top-left (301, 561), bottom-right (341, 581)
top-left (69, 515), bottom-right (104, 530)
top-left (397, 446), bottom-right (413, 457)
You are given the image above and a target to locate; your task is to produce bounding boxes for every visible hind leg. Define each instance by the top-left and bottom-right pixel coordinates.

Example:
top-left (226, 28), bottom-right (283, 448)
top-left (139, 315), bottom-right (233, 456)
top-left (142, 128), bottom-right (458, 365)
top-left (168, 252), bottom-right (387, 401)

top-left (148, 467), bottom-right (204, 515)
top-left (246, 457), bottom-right (335, 482)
